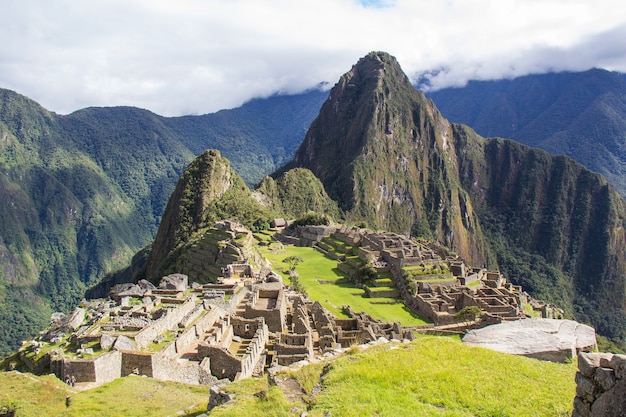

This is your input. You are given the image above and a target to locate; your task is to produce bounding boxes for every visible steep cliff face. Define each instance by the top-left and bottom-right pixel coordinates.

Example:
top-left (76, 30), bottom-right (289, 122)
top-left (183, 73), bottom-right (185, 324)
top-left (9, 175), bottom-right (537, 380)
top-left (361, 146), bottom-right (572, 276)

top-left (284, 52), bottom-right (626, 340)
top-left (145, 149), bottom-right (268, 281)
top-left (454, 128), bottom-right (626, 337)
top-left (286, 51), bottom-right (490, 266)
top-left (428, 69), bottom-right (626, 197)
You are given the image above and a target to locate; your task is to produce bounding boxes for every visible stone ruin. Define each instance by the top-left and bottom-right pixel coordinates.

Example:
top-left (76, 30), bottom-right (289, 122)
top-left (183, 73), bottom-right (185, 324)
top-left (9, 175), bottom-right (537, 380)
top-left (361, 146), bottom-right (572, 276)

top-left (573, 352), bottom-right (626, 417)
top-left (328, 225), bottom-right (553, 327)
top-left (17, 221), bottom-right (591, 391)
top-left (19, 262), bottom-right (414, 387)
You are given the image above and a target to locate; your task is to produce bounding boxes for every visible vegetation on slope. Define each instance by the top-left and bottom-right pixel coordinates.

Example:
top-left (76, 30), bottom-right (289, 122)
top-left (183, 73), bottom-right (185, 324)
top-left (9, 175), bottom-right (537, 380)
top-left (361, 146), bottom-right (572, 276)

top-left (210, 336), bottom-right (576, 417)
top-left (454, 128), bottom-right (626, 340)
top-left (283, 51), bottom-right (491, 266)
top-left (0, 372), bottom-right (207, 417)
top-left (427, 69), bottom-right (626, 197)
top-left (280, 52), bottom-right (626, 343)
top-left (256, 168), bottom-right (341, 220)
top-left (145, 149), bottom-right (274, 282)
top-left (0, 85), bottom-right (323, 354)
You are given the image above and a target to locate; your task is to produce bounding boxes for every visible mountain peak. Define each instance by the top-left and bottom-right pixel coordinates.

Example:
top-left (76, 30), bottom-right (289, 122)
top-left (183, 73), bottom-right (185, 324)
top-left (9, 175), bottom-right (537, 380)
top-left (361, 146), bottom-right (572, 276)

top-left (283, 51), bottom-right (488, 265)
top-left (348, 51), bottom-right (411, 85)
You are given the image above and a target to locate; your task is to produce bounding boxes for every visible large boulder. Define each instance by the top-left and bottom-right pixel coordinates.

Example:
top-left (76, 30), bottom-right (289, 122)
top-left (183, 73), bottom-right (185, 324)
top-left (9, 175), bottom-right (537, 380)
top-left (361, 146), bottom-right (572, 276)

top-left (110, 283), bottom-right (145, 300)
top-left (62, 308), bottom-right (86, 331)
top-left (207, 385), bottom-right (235, 412)
top-left (137, 279), bottom-right (156, 292)
top-left (462, 318), bottom-right (596, 362)
top-left (112, 335), bottom-right (138, 352)
top-left (158, 273), bottom-right (188, 291)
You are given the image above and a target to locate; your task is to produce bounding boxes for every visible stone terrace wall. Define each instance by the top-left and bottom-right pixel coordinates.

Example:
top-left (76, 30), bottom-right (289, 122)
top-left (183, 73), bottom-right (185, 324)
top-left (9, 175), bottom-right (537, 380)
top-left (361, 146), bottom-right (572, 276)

top-left (152, 354), bottom-right (216, 385)
top-left (51, 351), bottom-right (121, 385)
top-left (134, 297), bottom-right (196, 348)
top-left (93, 351), bottom-right (122, 384)
top-left (122, 352), bottom-right (154, 377)
top-left (573, 352), bottom-right (626, 417)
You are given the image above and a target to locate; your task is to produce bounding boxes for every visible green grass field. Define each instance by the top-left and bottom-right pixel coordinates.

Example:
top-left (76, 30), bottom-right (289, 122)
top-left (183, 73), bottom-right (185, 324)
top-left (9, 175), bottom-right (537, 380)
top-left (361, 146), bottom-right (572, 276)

top-left (0, 372), bottom-right (207, 417)
top-left (0, 336), bottom-right (578, 417)
top-left (259, 243), bottom-right (427, 326)
top-left (209, 335), bottom-right (577, 417)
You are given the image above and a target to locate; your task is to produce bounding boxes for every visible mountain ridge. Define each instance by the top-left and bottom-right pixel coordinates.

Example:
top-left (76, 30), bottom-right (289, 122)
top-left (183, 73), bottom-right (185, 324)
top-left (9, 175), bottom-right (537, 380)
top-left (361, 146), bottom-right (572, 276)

top-left (0, 86), bottom-right (325, 356)
top-left (427, 68), bottom-right (626, 196)
top-left (2, 56), bottom-right (626, 357)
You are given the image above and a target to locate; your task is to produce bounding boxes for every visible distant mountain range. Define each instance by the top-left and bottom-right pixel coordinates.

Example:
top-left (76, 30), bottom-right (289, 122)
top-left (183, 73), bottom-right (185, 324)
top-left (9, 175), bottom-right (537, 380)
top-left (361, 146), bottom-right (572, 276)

top-left (2, 58), bottom-right (626, 356)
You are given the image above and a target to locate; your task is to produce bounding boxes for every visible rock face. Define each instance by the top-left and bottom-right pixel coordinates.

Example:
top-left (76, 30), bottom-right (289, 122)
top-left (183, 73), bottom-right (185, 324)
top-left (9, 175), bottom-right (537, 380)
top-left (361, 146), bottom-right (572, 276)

top-left (112, 335), bottom-right (138, 352)
top-left (462, 319), bottom-right (596, 362)
top-left (283, 51), bottom-right (490, 266)
top-left (159, 273), bottom-right (188, 291)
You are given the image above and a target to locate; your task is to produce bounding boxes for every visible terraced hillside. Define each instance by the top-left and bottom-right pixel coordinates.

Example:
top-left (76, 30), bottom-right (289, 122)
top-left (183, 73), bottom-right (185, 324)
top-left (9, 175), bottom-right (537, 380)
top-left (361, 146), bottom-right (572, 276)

top-left (167, 223), bottom-right (268, 284)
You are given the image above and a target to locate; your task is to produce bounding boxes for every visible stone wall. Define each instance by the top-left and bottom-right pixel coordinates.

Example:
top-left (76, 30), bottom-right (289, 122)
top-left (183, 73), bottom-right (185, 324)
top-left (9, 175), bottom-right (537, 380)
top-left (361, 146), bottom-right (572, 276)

top-left (152, 354), bottom-right (216, 385)
top-left (93, 351), bottom-right (122, 384)
top-left (275, 333), bottom-right (313, 365)
top-left (572, 352), bottom-right (626, 417)
top-left (243, 288), bottom-right (286, 332)
top-left (199, 345), bottom-right (242, 381)
top-left (121, 351), bottom-right (154, 377)
top-left (134, 297), bottom-right (196, 347)
top-left (51, 351), bottom-right (121, 385)
top-left (363, 286), bottom-right (401, 298)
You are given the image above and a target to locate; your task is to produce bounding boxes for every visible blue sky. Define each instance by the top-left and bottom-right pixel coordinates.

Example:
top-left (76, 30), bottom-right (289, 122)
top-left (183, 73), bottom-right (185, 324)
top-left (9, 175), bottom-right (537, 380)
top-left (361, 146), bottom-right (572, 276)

top-left (1, 0), bottom-right (625, 116)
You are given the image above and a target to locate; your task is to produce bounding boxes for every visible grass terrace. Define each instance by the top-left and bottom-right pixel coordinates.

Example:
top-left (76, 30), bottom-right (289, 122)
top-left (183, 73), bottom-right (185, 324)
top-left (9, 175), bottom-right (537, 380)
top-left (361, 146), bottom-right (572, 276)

top-left (259, 243), bottom-right (427, 326)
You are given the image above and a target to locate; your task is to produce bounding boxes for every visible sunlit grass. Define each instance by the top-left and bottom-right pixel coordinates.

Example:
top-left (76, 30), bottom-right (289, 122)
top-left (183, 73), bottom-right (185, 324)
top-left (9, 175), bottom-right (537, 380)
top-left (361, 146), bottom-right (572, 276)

top-left (308, 336), bottom-right (576, 417)
top-left (0, 372), bottom-right (208, 417)
top-left (259, 244), bottom-right (427, 325)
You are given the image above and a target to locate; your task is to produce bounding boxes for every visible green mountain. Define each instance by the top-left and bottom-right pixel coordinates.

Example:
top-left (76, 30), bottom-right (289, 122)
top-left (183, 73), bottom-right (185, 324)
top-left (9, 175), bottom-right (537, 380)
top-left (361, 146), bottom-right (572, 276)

top-left (283, 52), bottom-right (626, 341)
top-left (4, 56), bottom-right (626, 358)
top-left (145, 149), bottom-right (271, 281)
top-left (0, 91), bottom-right (175, 356)
top-left (0, 87), bottom-right (325, 356)
top-left (256, 168), bottom-right (341, 219)
top-left (426, 69), bottom-right (626, 197)
top-left (282, 52), bottom-right (491, 265)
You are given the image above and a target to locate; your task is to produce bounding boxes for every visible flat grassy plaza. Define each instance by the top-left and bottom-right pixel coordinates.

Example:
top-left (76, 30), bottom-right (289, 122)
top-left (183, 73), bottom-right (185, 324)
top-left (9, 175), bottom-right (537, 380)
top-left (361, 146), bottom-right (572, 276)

top-left (258, 240), bottom-right (427, 326)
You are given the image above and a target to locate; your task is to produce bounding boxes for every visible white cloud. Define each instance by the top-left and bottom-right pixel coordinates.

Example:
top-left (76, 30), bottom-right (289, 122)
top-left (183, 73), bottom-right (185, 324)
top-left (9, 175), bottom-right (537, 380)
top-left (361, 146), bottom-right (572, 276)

top-left (1, 0), bottom-right (625, 116)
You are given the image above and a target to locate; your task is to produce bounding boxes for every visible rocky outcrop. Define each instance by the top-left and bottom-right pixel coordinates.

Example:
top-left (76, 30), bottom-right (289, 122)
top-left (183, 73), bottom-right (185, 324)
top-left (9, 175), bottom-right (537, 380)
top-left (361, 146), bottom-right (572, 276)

top-left (144, 150), bottom-right (266, 281)
top-left (462, 319), bottom-right (596, 363)
top-left (207, 385), bottom-right (236, 412)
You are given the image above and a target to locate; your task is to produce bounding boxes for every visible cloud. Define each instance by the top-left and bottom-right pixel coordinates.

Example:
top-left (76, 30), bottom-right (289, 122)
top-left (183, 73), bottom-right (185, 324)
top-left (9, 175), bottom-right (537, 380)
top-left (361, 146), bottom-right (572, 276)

top-left (1, 0), bottom-right (625, 116)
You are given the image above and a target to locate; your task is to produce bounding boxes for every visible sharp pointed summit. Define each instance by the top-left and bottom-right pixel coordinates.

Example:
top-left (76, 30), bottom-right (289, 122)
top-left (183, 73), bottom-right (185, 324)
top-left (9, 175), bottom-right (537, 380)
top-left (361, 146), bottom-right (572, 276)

top-left (284, 51), bottom-right (489, 265)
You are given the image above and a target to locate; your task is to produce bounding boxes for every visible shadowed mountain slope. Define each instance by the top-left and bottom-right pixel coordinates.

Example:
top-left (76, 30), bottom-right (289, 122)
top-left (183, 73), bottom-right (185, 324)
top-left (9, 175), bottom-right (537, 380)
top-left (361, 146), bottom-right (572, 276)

top-left (427, 69), bottom-right (626, 197)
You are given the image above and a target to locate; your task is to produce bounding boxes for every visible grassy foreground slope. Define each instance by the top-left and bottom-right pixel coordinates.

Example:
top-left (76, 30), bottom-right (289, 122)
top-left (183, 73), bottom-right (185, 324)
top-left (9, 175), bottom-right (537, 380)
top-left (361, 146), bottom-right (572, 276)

top-left (0, 336), bottom-right (578, 416)
top-left (0, 372), bottom-right (207, 417)
top-left (211, 336), bottom-right (576, 417)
